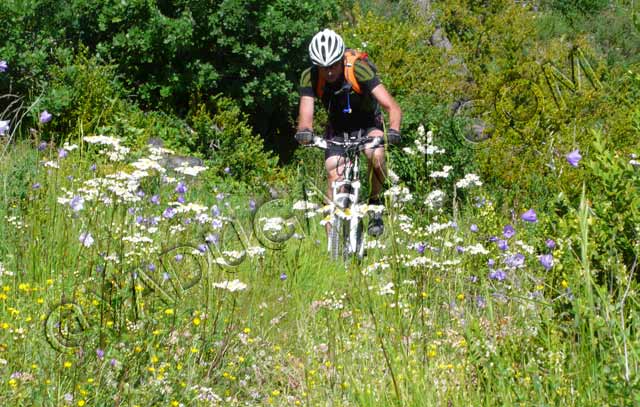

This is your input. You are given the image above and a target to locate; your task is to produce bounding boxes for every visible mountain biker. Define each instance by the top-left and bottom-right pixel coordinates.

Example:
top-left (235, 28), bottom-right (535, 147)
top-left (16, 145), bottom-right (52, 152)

top-left (295, 29), bottom-right (402, 237)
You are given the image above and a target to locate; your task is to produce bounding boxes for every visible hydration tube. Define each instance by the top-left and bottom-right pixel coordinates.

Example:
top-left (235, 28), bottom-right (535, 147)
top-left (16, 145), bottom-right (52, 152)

top-left (343, 91), bottom-right (352, 114)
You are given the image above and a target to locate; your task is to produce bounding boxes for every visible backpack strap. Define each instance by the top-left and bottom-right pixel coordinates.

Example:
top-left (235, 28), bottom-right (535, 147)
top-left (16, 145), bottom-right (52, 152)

top-left (314, 49), bottom-right (367, 98)
top-left (344, 49), bottom-right (366, 95)
top-left (315, 68), bottom-right (327, 99)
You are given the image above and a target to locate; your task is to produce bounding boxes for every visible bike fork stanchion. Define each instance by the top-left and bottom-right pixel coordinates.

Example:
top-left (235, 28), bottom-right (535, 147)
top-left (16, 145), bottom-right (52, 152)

top-left (311, 133), bottom-right (382, 261)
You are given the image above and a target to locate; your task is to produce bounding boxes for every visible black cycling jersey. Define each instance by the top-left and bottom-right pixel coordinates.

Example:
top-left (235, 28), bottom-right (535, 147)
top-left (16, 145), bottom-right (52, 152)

top-left (299, 58), bottom-right (382, 133)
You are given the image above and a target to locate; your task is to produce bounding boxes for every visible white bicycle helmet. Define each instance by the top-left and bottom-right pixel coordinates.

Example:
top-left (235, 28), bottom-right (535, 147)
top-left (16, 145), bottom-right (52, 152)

top-left (308, 29), bottom-right (345, 67)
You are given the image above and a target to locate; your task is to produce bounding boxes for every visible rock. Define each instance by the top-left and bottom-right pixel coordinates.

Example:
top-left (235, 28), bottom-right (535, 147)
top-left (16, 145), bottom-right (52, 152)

top-left (147, 137), bottom-right (204, 172)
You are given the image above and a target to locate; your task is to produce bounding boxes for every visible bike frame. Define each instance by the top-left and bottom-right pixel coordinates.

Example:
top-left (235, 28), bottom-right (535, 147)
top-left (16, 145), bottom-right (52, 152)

top-left (331, 148), bottom-right (363, 257)
top-left (308, 132), bottom-right (383, 260)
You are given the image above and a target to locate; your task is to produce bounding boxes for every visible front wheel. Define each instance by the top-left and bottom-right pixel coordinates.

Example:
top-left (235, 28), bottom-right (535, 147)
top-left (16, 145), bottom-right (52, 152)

top-left (329, 212), bottom-right (364, 261)
top-left (328, 215), bottom-right (345, 260)
top-left (354, 220), bottom-right (365, 259)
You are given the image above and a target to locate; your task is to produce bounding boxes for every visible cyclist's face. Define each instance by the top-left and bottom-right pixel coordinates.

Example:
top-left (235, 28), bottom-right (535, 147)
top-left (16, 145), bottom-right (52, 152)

top-left (321, 61), bottom-right (343, 83)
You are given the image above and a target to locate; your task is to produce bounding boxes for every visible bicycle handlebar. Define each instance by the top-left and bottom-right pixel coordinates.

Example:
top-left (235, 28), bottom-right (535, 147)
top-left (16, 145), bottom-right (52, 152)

top-left (307, 135), bottom-right (384, 151)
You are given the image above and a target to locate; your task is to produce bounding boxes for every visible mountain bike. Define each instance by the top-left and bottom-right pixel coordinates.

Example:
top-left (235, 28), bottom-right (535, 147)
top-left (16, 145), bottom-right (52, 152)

top-left (307, 131), bottom-right (384, 261)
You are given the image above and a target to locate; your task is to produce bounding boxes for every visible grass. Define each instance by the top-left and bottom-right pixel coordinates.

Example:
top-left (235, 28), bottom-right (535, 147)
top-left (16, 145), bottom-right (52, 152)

top-left (0, 131), bottom-right (638, 406)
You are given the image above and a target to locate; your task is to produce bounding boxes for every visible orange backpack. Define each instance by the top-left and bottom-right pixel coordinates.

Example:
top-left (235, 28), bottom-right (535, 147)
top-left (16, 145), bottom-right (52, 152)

top-left (315, 49), bottom-right (372, 98)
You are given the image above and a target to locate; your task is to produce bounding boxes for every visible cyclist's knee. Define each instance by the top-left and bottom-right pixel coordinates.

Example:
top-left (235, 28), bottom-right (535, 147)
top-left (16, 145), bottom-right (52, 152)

top-left (327, 170), bottom-right (344, 183)
top-left (367, 128), bottom-right (383, 138)
top-left (367, 148), bottom-right (385, 167)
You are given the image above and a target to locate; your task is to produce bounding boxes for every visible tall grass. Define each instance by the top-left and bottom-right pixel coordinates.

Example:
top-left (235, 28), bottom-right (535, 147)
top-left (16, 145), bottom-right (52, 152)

top-left (0, 128), bottom-right (638, 406)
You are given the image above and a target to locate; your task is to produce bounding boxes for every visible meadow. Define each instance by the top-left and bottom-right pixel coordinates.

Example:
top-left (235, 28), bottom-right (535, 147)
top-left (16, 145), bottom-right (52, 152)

top-left (0, 122), bottom-right (638, 406)
top-left (2, 0), bottom-right (640, 405)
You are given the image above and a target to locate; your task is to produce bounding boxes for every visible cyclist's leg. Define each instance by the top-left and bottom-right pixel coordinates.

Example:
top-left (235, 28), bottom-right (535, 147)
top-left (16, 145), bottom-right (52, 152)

top-left (364, 123), bottom-right (386, 237)
top-left (363, 127), bottom-right (386, 203)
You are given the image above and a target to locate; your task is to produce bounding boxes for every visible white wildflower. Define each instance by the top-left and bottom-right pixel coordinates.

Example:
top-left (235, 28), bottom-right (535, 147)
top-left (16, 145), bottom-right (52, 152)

top-left (465, 243), bottom-right (489, 255)
top-left (174, 203), bottom-right (209, 214)
top-left (292, 200), bottom-right (319, 211)
top-left (174, 165), bottom-right (208, 176)
top-left (455, 173), bottom-right (483, 189)
top-left (515, 240), bottom-right (535, 254)
top-left (148, 146), bottom-right (175, 160)
top-left (62, 142), bottom-right (79, 151)
top-left (424, 221), bottom-right (457, 235)
top-left (247, 246), bottom-right (266, 257)
top-left (212, 279), bottom-right (247, 292)
top-left (362, 260), bottom-right (390, 276)
top-left (122, 234), bottom-right (154, 244)
top-left (131, 158), bottom-right (166, 173)
top-left (425, 189), bottom-right (445, 209)
top-left (384, 186), bottom-right (413, 203)
top-left (260, 217), bottom-right (292, 232)
top-left (425, 145), bottom-right (446, 155)
top-left (84, 135), bottom-right (122, 146)
top-left (430, 165), bottom-right (453, 178)
top-left (387, 168), bottom-right (400, 184)
top-left (379, 282), bottom-right (395, 296)
top-left (103, 145), bottom-right (130, 162)
top-left (366, 240), bottom-right (386, 249)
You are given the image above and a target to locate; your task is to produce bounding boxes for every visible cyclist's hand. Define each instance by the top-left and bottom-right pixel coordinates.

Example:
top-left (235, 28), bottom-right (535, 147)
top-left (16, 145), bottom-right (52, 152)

top-left (387, 128), bottom-right (402, 145)
top-left (295, 129), bottom-right (314, 145)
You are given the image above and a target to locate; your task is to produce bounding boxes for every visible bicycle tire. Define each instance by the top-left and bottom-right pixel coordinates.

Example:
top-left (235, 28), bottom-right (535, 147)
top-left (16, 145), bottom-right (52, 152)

top-left (341, 217), bottom-right (351, 261)
top-left (330, 211), bottom-right (364, 261)
top-left (329, 215), bottom-right (340, 260)
top-left (355, 220), bottom-right (365, 259)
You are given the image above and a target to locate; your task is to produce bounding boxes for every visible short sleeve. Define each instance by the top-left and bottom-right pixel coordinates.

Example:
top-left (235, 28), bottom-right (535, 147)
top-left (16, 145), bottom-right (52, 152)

top-left (299, 67), bottom-right (315, 97)
top-left (354, 59), bottom-right (381, 93)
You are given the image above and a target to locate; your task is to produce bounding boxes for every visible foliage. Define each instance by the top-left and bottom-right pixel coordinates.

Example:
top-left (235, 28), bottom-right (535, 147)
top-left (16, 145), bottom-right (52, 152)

top-left (0, 52), bottom-right (284, 186)
top-left (1, 112), bottom-right (639, 404)
top-left (189, 97), bottom-right (284, 185)
top-left (536, 2), bottom-right (640, 68)
top-left (0, 142), bottom-right (40, 214)
top-left (553, 132), bottom-right (640, 290)
top-left (340, 5), bottom-right (458, 99)
top-left (541, 0), bottom-right (610, 18)
top-left (409, 1), bottom-right (638, 212)
top-left (40, 53), bottom-right (127, 140)
top-left (388, 97), bottom-right (477, 203)
top-left (0, 0), bottom-right (342, 154)
top-left (585, 134), bottom-right (640, 283)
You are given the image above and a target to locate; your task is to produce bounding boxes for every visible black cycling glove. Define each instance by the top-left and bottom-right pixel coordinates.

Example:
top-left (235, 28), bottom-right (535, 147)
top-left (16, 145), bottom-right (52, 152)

top-left (295, 129), bottom-right (314, 145)
top-left (387, 128), bottom-right (402, 145)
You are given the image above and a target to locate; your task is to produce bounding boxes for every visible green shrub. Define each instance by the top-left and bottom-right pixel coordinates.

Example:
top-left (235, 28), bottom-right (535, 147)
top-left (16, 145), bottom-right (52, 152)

top-left (583, 132), bottom-right (639, 284)
top-left (552, 131), bottom-right (640, 292)
top-left (541, 0), bottom-right (610, 18)
top-left (40, 53), bottom-right (126, 139)
top-left (0, 141), bottom-right (39, 211)
top-left (537, 3), bottom-right (640, 68)
top-left (189, 97), bottom-right (284, 185)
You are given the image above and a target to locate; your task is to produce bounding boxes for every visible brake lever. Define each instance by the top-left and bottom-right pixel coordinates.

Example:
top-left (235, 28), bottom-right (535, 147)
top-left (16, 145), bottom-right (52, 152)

top-left (312, 136), bottom-right (328, 150)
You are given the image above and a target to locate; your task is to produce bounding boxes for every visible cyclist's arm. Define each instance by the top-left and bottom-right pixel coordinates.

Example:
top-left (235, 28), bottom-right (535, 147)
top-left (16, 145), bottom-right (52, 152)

top-left (297, 95), bottom-right (315, 131)
top-left (371, 84), bottom-right (402, 132)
